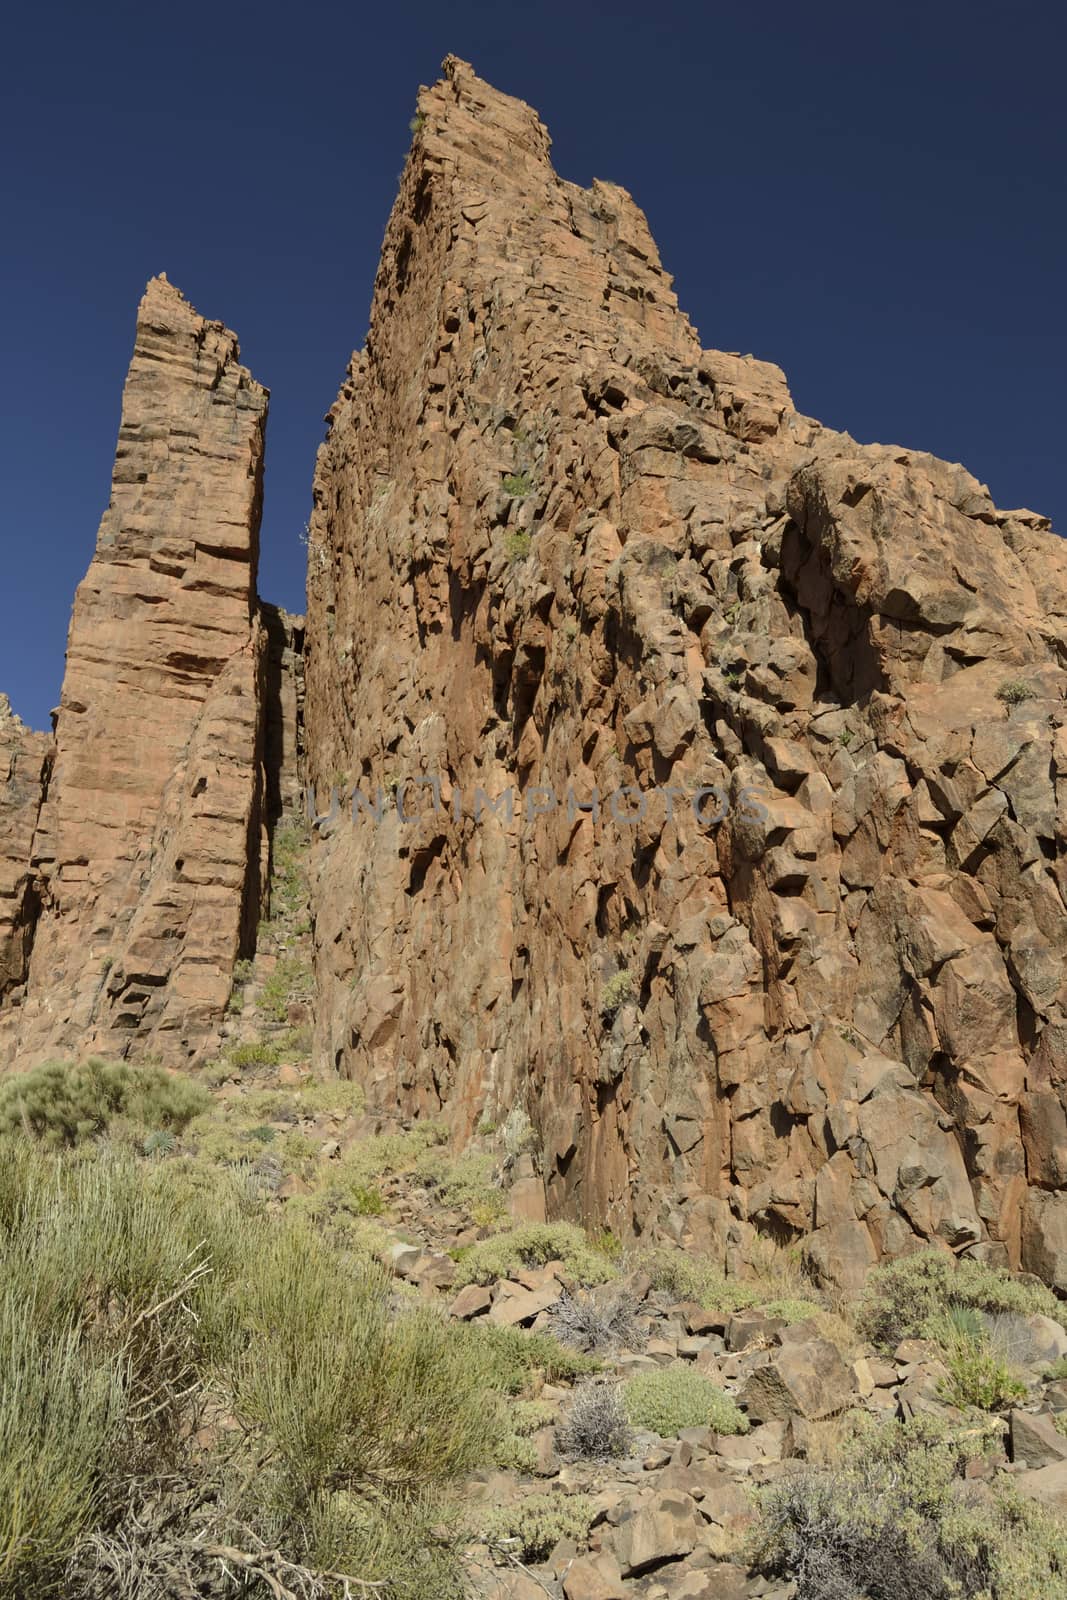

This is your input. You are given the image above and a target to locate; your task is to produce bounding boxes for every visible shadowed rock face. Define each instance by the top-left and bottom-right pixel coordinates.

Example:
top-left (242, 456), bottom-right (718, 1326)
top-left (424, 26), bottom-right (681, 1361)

top-left (0, 696), bottom-right (51, 1005)
top-left (0, 277), bottom-right (272, 1066)
top-left (303, 57), bottom-right (1067, 1283)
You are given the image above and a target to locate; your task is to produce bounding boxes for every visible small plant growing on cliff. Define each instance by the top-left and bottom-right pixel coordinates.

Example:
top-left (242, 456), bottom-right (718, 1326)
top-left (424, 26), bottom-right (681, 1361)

top-left (504, 528), bottom-right (532, 562)
top-left (501, 470), bottom-right (534, 497)
top-left (996, 678), bottom-right (1035, 706)
top-left (600, 969), bottom-right (635, 1019)
top-left (409, 111), bottom-right (426, 135)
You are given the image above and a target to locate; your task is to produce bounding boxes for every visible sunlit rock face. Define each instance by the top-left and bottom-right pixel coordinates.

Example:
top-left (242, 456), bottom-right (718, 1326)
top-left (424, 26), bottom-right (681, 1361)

top-left (1, 276), bottom-right (273, 1068)
top-left (303, 57), bottom-right (1067, 1283)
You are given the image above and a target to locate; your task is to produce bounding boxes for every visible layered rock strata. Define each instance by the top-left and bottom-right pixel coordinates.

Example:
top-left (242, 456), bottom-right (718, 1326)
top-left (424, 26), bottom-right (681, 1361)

top-left (1, 277), bottom-right (271, 1066)
top-left (303, 57), bottom-right (1067, 1285)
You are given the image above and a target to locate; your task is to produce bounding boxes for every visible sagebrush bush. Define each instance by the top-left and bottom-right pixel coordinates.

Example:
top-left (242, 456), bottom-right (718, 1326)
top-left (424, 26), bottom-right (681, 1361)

top-left (858, 1249), bottom-right (1067, 1351)
top-left (453, 1221), bottom-right (619, 1288)
top-left (0, 1057), bottom-right (207, 1147)
top-left (549, 1288), bottom-right (644, 1352)
top-left (479, 1492), bottom-right (594, 1562)
top-left (556, 1382), bottom-right (633, 1461)
top-left (752, 1411), bottom-right (1067, 1600)
top-left (624, 1368), bottom-right (749, 1438)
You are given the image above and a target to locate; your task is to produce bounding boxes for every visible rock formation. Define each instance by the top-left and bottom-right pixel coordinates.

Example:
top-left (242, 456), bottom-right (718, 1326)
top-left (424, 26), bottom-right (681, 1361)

top-left (302, 57), bottom-right (1067, 1286)
top-left (0, 277), bottom-right (275, 1066)
top-left (0, 696), bottom-right (51, 1004)
top-left (2, 58), bottom-right (1065, 1294)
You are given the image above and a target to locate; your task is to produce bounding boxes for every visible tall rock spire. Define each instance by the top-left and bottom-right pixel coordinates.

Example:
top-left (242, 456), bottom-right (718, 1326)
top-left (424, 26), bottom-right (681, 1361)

top-left (303, 58), bottom-right (1067, 1286)
top-left (1, 276), bottom-right (271, 1065)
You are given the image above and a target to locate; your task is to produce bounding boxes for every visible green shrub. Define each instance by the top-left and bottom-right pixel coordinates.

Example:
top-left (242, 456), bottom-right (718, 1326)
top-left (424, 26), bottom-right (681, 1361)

top-left (501, 471), bottom-right (533, 497)
top-left (752, 1412), bottom-right (1067, 1600)
top-left (413, 1147), bottom-right (506, 1223)
top-left (639, 1246), bottom-right (820, 1325)
top-left (453, 1222), bottom-right (619, 1288)
top-left (938, 1334), bottom-right (1026, 1412)
top-left (0, 1058), bottom-right (207, 1148)
top-left (0, 1299), bottom-right (125, 1593)
top-left (456, 1321), bottom-right (600, 1395)
top-left (858, 1249), bottom-right (1067, 1352)
top-left (624, 1369), bottom-right (749, 1438)
top-left (504, 528), bottom-right (532, 562)
top-left (479, 1492), bottom-right (594, 1562)
top-left (227, 1039), bottom-right (285, 1069)
top-left (260, 954), bottom-right (314, 1022)
top-left (996, 679), bottom-right (1035, 705)
top-left (599, 969), bottom-right (634, 1018)
top-left (142, 1128), bottom-right (177, 1157)
top-left (0, 1139), bottom-right (507, 1597)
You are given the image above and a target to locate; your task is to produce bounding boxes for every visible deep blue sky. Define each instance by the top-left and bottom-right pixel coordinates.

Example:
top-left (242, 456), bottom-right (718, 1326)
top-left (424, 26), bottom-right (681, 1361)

top-left (2, 1), bottom-right (1063, 729)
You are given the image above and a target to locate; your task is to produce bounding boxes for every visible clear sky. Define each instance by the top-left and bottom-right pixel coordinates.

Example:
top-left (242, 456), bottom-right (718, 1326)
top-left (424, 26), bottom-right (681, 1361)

top-left (1, 0), bottom-right (1063, 730)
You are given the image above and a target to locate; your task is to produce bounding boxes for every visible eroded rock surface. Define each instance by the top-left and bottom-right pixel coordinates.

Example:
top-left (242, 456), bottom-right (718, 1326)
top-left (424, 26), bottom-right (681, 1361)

top-left (0, 696), bottom-right (51, 1006)
top-left (2, 277), bottom-right (272, 1066)
top-left (303, 57), bottom-right (1067, 1279)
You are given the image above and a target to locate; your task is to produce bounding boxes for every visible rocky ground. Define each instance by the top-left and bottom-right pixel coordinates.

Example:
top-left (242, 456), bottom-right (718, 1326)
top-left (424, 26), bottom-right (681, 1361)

top-left (142, 815), bottom-right (1063, 1598)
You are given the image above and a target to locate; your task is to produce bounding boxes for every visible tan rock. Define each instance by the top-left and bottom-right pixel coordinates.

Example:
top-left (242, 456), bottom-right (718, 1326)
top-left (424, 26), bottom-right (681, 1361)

top-left (741, 1339), bottom-right (857, 1422)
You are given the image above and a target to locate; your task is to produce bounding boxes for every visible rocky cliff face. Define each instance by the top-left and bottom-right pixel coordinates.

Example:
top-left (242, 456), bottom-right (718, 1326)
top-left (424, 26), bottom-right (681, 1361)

top-left (0, 696), bottom-right (51, 1005)
top-left (0, 277), bottom-right (275, 1067)
top-left (2, 59), bottom-right (1064, 1294)
top-left (303, 57), bottom-right (1067, 1287)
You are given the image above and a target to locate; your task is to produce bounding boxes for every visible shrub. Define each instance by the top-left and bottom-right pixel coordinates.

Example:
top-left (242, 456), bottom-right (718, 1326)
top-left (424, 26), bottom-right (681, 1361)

top-left (413, 1147), bottom-right (506, 1223)
top-left (142, 1128), bottom-right (177, 1157)
top-left (0, 1058), bottom-right (207, 1148)
top-left (504, 528), bottom-right (532, 562)
top-left (624, 1369), bottom-right (748, 1438)
top-left (456, 1322), bottom-right (600, 1395)
top-left (599, 969), bottom-right (634, 1018)
top-left (557, 1382), bottom-right (633, 1461)
top-left (938, 1333), bottom-right (1026, 1412)
top-left (0, 1139), bottom-right (508, 1597)
top-left (549, 1288), bottom-right (644, 1353)
top-left (752, 1411), bottom-right (1067, 1600)
top-left (996, 679), bottom-right (1035, 705)
top-left (260, 954), bottom-right (314, 1023)
top-left (480, 1492), bottom-right (594, 1562)
top-left (0, 1298), bottom-right (125, 1594)
top-left (858, 1249), bottom-right (1067, 1352)
top-left (453, 1222), bottom-right (619, 1288)
top-left (227, 1039), bottom-right (285, 1069)
top-left (501, 471), bottom-right (533, 497)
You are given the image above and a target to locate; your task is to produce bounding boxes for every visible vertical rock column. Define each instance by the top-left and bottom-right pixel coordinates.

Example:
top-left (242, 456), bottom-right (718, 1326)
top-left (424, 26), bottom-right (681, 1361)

top-left (12, 275), bottom-right (270, 1067)
top-left (0, 696), bottom-right (51, 1009)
